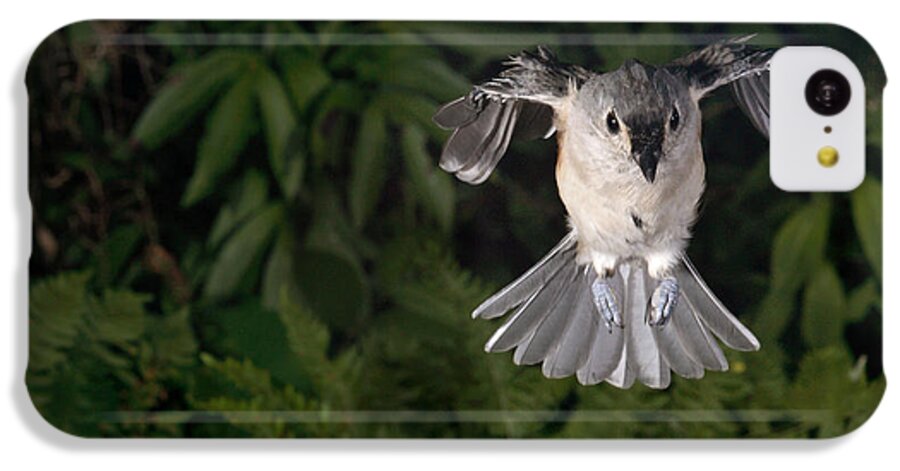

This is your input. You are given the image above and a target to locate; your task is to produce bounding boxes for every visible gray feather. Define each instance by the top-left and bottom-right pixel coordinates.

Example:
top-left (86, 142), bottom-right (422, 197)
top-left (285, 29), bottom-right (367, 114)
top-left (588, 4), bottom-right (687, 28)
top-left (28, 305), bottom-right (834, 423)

top-left (576, 269), bottom-right (626, 386)
top-left (653, 323), bottom-right (705, 379)
top-left (671, 294), bottom-right (729, 371)
top-left (485, 259), bottom-right (575, 352)
top-left (622, 264), bottom-right (670, 389)
top-left (433, 96), bottom-right (479, 130)
top-left (455, 100), bottom-right (521, 184)
top-left (514, 267), bottom-right (580, 365)
top-left (605, 344), bottom-right (635, 389)
top-left (434, 47), bottom-right (589, 185)
top-left (677, 257), bottom-right (761, 351)
top-left (731, 70), bottom-right (770, 138)
top-left (511, 102), bottom-right (555, 141)
top-left (541, 269), bottom-right (598, 378)
top-left (473, 232), bottom-right (576, 319)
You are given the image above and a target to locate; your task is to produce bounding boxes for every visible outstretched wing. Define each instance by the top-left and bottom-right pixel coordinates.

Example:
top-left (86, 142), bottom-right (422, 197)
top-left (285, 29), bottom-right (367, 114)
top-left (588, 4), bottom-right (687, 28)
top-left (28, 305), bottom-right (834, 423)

top-left (433, 47), bottom-right (592, 184)
top-left (666, 35), bottom-right (774, 137)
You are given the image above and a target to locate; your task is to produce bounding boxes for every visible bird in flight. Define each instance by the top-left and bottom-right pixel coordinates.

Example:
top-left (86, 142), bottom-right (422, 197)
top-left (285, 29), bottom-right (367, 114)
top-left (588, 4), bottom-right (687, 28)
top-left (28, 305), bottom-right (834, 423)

top-left (433, 36), bottom-right (771, 389)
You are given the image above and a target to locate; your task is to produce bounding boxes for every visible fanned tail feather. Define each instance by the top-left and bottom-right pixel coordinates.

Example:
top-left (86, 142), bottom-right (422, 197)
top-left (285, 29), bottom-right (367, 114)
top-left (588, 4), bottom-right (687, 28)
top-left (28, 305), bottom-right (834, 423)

top-left (475, 233), bottom-right (760, 389)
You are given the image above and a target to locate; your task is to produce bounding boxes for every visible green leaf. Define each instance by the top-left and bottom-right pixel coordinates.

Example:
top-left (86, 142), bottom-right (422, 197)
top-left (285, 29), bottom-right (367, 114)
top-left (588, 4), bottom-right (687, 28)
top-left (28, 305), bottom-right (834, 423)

top-left (28, 272), bottom-right (92, 373)
top-left (788, 347), bottom-right (885, 437)
top-left (401, 125), bottom-right (455, 233)
top-left (261, 228), bottom-right (302, 311)
top-left (96, 224), bottom-right (143, 285)
top-left (208, 170), bottom-right (270, 248)
top-left (277, 50), bottom-right (331, 111)
top-left (358, 52), bottom-right (469, 101)
top-left (309, 82), bottom-right (365, 168)
top-left (204, 203), bottom-right (283, 299)
top-left (847, 278), bottom-right (879, 322)
top-left (182, 74), bottom-right (257, 206)
top-left (801, 263), bottom-right (847, 348)
top-left (752, 291), bottom-right (794, 344)
top-left (147, 307), bottom-right (197, 368)
top-left (131, 50), bottom-right (254, 150)
top-left (377, 91), bottom-right (445, 142)
top-left (91, 289), bottom-right (149, 345)
top-left (348, 105), bottom-right (388, 228)
top-left (277, 289), bottom-right (330, 383)
top-left (294, 249), bottom-right (369, 333)
top-left (850, 178), bottom-right (882, 279)
top-left (255, 66), bottom-right (302, 197)
top-left (770, 195), bottom-right (831, 294)
top-left (306, 180), bottom-right (374, 264)
top-left (212, 300), bottom-right (313, 391)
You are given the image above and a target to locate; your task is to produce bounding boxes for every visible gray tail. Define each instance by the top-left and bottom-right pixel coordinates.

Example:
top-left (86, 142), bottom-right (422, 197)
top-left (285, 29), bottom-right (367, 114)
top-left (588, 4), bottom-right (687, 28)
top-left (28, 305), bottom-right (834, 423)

top-left (474, 232), bottom-right (760, 389)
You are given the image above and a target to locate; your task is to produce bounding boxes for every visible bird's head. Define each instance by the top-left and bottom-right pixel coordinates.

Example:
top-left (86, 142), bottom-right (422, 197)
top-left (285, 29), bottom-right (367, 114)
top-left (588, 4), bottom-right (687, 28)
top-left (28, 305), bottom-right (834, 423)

top-left (577, 60), bottom-right (699, 183)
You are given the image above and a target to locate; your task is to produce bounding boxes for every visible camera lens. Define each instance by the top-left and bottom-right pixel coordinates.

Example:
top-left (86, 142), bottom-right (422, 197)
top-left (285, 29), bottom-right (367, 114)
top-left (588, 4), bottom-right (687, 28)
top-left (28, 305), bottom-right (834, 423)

top-left (805, 69), bottom-right (851, 116)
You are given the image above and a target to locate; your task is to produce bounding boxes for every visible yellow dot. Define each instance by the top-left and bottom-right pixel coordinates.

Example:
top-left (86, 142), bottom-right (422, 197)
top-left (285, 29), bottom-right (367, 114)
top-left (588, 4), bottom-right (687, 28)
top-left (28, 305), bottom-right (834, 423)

top-left (732, 361), bottom-right (746, 374)
top-left (817, 146), bottom-right (839, 167)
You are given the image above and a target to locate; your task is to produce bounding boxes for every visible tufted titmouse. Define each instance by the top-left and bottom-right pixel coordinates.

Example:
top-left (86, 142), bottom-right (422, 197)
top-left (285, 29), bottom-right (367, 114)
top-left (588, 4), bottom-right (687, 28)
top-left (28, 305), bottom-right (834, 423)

top-left (433, 36), bottom-right (772, 389)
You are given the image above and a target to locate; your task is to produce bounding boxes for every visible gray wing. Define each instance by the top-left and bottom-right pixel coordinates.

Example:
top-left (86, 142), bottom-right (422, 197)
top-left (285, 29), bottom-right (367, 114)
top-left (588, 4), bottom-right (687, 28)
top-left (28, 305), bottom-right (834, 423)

top-left (667, 35), bottom-right (774, 137)
top-left (433, 47), bottom-right (591, 184)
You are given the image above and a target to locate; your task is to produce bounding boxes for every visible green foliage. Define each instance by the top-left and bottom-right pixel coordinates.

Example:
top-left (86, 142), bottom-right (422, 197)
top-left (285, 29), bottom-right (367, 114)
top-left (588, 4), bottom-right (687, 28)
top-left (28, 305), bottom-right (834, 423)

top-left (28, 21), bottom-right (883, 438)
top-left (130, 50), bottom-right (255, 150)
top-left (28, 272), bottom-right (196, 436)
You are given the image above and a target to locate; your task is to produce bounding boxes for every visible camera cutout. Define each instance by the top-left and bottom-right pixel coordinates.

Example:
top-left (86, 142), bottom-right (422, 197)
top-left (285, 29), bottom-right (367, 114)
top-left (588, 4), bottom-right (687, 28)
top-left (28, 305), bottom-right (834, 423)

top-left (770, 46), bottom-right (865, 192)
top-left (805, 69), bottom-right (851, 116)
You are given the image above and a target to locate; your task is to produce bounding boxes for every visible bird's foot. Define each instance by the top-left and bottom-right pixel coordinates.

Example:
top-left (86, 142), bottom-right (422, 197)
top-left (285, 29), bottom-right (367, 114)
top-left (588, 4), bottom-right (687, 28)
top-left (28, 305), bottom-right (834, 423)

top-left (591, 277), bottom-right (623, 332)
top-left (648, 277), bottom-right (679, 327)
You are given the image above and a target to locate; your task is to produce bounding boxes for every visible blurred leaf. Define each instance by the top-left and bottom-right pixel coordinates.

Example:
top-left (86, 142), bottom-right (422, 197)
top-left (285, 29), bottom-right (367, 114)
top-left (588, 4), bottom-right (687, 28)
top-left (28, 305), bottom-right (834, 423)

top-left (294, 249), bottom-right (369, 333)
top-left (306, 180), bottom-right (374, 264)
top-left (753, 292), bottom-right (794, 344)
top-left (788, 346), bottom-right (885, 437)
top-left (96, 224), bottom-right (143, 285)
top-left (204, 203), bottom-right (283, 299)
top-left (146, 307), bottom-right (197, 368)
top-left (182, 74), bottom-right (257, 206)
top-left (208, 170), bottom-right (269, 248)
top-left (28, 272), bottom-right (91, 373)
top-left (255, 66), bottom-right (302, 197)
top-left (214, 300), bottom-right (311, 390)
top-left (595, 24), bottom-right (682, 69)
top-left (357, 50), bottom-right (469, 101)
top-left (850, 178), bottom-right (882, 280)
top-left (401, 125), bottom-right (455, 234)
top-left (847, 278), bottom-right (879, 323)
top-left (261, 228), bottom-right (302, 311)
top-left (770, 195), bottom-right (831, 294)
top-left (377, 91), bottom-right (445, 142)
top-left (310, 82), bottom-right (365, 168)
top-left (131, 50), bottom-right (254, 150)
top-left (801, 263), bottom-right (846, 348)
top-left (348, 105), bottom-right (388, 229)
top-left (91, 289), bottom-right (149, 345)
top-left (192, 353), bottom-right (317, 438)
top-left (277, 50), bottom-right (331, 111)
top-left (277, 289), bottom-right (329, 384)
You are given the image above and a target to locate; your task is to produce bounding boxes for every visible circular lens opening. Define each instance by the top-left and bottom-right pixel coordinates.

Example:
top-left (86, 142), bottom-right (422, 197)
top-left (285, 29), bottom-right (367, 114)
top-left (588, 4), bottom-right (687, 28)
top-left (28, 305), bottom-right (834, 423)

top-left (805, 69), bottom-right (851, 116)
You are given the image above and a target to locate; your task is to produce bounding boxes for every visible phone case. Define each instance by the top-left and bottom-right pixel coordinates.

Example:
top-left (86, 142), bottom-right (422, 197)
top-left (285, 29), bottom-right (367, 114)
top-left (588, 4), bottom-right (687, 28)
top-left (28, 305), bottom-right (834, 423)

top-left (26, 21), bottom-right (885, 438)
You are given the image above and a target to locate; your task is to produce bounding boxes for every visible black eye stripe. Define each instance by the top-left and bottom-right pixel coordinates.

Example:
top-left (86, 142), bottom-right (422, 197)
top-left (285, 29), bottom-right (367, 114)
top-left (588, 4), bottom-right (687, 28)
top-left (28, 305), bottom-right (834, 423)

top-left (669, 106), bottom-right (680, 131)
top-left (606, 111), bottom-right (620, 134)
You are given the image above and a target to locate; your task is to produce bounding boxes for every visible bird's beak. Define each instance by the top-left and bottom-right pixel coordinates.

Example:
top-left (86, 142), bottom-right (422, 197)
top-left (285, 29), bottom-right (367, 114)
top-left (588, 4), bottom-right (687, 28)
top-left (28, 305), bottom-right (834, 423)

top-left (630, 127), bottom-right (664, 183)
top-left (633, 150), bottom-right (661, 183)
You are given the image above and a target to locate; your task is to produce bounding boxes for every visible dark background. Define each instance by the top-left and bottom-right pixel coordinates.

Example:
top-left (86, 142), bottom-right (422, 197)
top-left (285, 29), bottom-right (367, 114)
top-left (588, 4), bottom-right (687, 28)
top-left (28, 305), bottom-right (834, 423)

top-left (26, 21), bottom-right (884, 438)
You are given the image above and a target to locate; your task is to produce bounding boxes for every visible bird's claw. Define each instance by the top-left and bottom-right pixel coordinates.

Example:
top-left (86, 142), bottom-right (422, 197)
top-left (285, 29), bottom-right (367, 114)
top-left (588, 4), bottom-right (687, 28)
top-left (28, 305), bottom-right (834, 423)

top-left (592, 278), bottom-right (623, 332)
top-left (649, 277), bottom-right (679, 327)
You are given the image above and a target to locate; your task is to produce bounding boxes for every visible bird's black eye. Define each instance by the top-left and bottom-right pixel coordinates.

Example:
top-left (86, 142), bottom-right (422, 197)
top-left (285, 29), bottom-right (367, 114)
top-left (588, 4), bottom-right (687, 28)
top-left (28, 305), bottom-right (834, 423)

top-left (669, 106), bottom-right (680, 131)
top-left (606, 111), bottom-right (620, 135)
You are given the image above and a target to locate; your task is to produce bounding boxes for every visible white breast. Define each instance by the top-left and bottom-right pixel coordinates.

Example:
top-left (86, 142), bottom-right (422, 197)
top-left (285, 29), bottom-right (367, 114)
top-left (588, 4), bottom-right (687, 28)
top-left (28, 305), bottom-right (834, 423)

top-left (555, 125), bottom-right (705, 276)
